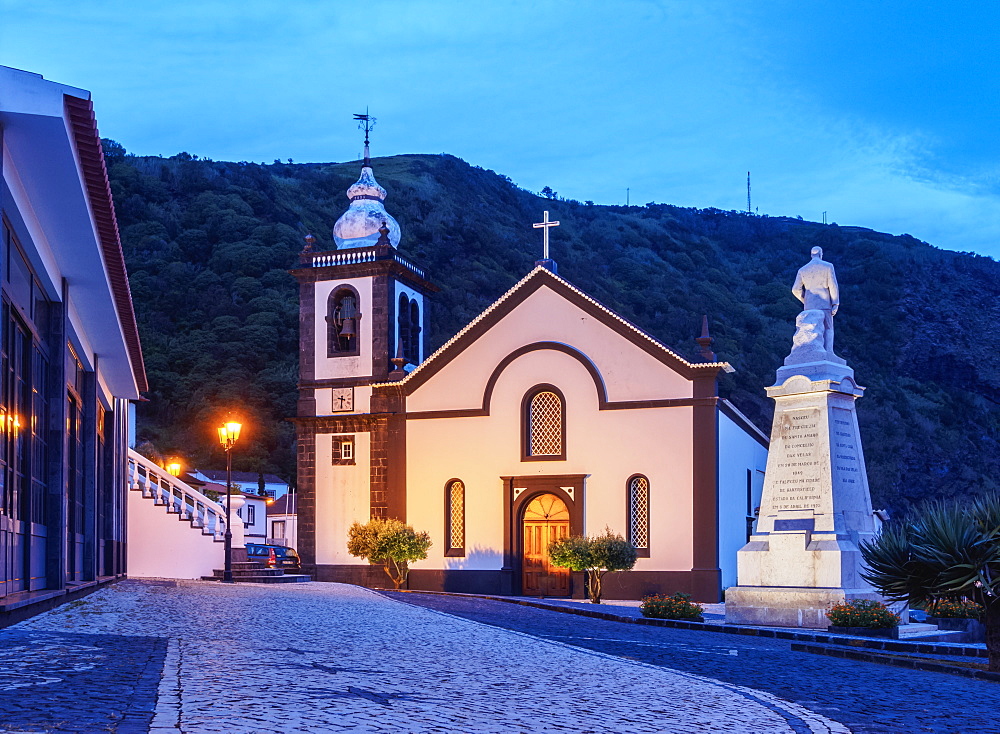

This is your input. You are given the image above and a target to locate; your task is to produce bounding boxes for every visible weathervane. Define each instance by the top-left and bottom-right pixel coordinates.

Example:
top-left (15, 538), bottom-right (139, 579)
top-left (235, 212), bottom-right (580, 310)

top-left (354, 109), bottom-right (376, 164)
top-left (533, 210), bottom-right (560, 260)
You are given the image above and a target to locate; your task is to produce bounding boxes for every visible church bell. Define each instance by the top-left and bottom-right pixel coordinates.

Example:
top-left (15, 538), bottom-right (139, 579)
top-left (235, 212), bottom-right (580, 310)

top-left (339, 318), bottom-right (357, 339)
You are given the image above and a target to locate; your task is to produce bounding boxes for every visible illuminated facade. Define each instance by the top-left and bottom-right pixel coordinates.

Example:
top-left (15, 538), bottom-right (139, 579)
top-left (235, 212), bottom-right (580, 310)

top-left (293, 156), bottom-right (767, 602)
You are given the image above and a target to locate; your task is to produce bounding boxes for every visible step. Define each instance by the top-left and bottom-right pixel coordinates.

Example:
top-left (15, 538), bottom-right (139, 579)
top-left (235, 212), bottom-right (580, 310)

top-left (200, 574), bottom-right (312, 584)
top-left (897, 623), bottom-right (966, 640)
top-left (209, 568), bottom-right (285, 578)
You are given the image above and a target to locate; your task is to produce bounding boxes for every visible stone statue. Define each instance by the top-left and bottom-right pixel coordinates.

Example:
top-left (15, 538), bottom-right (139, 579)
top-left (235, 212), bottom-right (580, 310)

top-left (789, 246), bottom-right (840, 360)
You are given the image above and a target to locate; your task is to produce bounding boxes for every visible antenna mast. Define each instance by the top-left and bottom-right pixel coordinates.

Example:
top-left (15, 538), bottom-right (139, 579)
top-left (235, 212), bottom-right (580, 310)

top-left (747, 171), bottom-right (751, 215)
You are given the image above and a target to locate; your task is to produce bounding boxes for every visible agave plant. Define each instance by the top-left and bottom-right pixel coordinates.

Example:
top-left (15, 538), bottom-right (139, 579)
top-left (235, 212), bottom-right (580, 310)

top-left (860, 495), bottom-right (1000, 671)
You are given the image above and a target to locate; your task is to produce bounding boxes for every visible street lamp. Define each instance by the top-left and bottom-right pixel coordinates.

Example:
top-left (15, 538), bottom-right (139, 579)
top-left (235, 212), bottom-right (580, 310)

top-left (218, 420), bottom-right (242, 583)
top-left (166, 460), bottom-right (182, 477)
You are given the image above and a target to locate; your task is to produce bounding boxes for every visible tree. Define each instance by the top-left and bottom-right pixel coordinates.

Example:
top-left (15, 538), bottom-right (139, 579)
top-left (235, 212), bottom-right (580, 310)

top-left (347, 518), bottom-right (432, 590)
top-left (860, 495), bottom-right (1000, 671)
top-left (548, 528), bottom-right (637, 603)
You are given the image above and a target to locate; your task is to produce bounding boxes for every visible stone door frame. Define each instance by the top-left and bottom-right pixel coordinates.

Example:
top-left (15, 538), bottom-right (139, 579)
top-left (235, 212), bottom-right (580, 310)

top-left (500, 474), bottom-right (586, 596)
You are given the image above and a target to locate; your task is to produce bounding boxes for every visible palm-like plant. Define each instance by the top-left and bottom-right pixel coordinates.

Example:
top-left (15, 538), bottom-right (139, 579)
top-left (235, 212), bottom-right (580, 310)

top-left (860, 496), bottom-right (1000, 671)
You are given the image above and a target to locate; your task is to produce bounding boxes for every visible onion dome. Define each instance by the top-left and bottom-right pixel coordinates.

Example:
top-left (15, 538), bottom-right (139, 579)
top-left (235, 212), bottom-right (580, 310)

top-left (332, 159), bottom-right (401, 249)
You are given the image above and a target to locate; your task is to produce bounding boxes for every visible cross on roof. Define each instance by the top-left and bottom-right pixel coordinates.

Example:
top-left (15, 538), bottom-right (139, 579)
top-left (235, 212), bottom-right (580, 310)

top-left (533, 210), bottom-right (560, 260)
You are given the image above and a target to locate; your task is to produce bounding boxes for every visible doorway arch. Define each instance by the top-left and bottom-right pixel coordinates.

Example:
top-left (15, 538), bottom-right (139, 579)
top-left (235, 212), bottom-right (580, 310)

top-left (520, 493), bottom-right (570, 597)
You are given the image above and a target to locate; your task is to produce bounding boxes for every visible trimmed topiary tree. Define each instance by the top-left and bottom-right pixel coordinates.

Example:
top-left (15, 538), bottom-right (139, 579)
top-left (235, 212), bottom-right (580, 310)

top-left (548, 527), bottom-right (637, 604)
top-left (347, 518), bottom-right (432, 590)
top-left (860, 495), bottom-right (1000, 671)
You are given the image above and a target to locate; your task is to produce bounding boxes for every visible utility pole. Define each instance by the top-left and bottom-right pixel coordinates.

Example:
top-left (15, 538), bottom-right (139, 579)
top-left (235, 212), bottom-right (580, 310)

top-left (747, 171), bottom-right (751, 215)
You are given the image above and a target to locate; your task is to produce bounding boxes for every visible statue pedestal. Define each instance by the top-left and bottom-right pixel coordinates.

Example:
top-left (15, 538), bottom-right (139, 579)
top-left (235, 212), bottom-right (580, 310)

top-left (725, 361), bottom-right (897, 628)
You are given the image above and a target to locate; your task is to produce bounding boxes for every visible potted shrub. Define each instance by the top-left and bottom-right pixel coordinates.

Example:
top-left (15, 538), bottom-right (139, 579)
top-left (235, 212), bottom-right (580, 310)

top-left (826, 599), bottom-right (901, 638)
top-left (926, 598), bottom-right (986, 642)
top-left (640, 592), bottom-right (704, 621)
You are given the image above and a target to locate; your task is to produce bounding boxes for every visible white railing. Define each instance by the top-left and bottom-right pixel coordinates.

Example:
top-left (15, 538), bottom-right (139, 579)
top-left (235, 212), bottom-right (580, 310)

top-left (310, 247), bottom-right (378, 268)
top-left (127, 448), bottom-right (227, 540)
top-left (309, 247), bottom-right (426, 279)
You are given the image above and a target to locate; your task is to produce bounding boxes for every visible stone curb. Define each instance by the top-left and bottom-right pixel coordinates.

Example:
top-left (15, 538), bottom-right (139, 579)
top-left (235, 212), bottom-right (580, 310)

top-left (389, 589), bottom-right (988, 659)
top-left (791, 643), bottom-right (1000, 682)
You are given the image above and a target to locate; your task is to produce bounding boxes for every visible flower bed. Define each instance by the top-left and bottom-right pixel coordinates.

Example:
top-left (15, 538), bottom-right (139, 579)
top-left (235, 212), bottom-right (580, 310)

top-left (640, 592), bottom-right (704, 621)
top-left (926, 598), bottom-right (984, 620)
top-left (826, 599), bottom-right (900, 631)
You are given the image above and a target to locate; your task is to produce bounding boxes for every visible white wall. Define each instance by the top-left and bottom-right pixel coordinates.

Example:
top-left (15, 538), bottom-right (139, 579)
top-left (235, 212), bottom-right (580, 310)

top-left (718, 408), bottom-right (768, 590)
top-left (126, 491), bottom-right (224, 579)
top-left (314, 432), bottom-right (372, 565)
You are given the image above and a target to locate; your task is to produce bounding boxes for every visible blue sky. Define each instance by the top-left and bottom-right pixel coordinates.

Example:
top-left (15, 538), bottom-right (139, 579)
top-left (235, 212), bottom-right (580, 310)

top-left (3, 1), bottom-right (999, 258)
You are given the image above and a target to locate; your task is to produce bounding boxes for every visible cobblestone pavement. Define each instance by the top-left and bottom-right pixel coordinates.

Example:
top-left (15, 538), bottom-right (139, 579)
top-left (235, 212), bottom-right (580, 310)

top-left (0, 580), bottom-right (853, 733)
top-left (383, 592), bottom-right (1000, 734)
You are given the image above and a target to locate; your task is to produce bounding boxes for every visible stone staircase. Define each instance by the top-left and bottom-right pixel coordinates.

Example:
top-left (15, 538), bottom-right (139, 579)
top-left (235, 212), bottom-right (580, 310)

top-left (202, 560), bottom-right (312, 584)
top-left (127, 449), bottom-right (228, 579)
top-left (128, 449), bottom-right (228, 542)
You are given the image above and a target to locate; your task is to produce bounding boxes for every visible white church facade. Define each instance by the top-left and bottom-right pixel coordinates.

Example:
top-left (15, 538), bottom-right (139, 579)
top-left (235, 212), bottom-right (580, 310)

top-left (293, 151), bottom-right (767, 602)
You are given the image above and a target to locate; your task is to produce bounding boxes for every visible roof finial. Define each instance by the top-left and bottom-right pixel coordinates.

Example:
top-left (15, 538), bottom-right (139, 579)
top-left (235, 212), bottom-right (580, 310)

top-left (354, 109), bottom-right (376, 167)
top-left (696, 315), bottom-right (716, 362)
top-left (389, 339), bottom-right (407, 380)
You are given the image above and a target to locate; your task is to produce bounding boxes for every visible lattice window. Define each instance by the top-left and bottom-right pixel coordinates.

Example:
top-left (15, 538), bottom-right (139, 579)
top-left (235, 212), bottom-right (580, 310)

top-left (529, 391), bottom-right (563, 456)
top-left (628, 475), bottom-right (650, 550)
top-left (448, 480), bottom-right (465, 551)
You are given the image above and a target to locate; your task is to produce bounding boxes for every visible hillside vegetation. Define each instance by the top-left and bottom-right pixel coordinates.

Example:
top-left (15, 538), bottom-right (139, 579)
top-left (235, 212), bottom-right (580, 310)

top-left (104, 142), bottom-right (1000, 514)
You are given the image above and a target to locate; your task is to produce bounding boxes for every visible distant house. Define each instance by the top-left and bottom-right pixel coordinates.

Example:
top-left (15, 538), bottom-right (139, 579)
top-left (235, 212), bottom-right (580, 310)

top-left (191, 470), bottom-right (289, 499)
top-left (266, 493), bottom-right (299, 550)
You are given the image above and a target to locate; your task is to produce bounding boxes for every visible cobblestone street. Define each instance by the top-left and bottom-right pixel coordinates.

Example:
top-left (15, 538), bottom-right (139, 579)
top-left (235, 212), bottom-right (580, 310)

top-left (385, 592), bottom-right (1000, 734)
top-left (0, 580), bottom-right (855, 733)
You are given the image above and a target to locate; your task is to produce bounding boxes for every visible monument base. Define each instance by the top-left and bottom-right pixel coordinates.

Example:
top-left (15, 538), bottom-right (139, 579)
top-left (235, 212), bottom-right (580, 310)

top-left (724, 586), bottom-right (904, 628)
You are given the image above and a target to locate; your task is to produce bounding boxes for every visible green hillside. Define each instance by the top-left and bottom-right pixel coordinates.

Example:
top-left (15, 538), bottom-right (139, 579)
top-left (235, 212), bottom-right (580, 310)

top-left (104, 142), bottom-right (1000, 513)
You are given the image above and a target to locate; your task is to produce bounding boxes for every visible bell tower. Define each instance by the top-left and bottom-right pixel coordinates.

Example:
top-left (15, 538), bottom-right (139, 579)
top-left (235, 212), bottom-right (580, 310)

top-left (293, 136), bottom-right (437, 413)
top-left (291, 126), bottom-right (436, 576)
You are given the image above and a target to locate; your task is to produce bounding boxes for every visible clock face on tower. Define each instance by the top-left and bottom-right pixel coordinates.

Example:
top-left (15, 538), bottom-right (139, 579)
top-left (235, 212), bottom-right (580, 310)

top-left (331, 387), bottom-right (354, 412)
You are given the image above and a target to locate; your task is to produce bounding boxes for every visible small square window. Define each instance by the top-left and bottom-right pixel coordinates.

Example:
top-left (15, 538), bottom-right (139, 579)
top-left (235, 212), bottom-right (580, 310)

top-left (332, 435), bottom-right (356, 465)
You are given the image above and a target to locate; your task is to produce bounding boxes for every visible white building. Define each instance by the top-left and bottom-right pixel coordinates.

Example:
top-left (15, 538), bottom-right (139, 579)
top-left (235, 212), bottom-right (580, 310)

top-left (266, 492), bottom-right (299, 549)
top-left (0, 66), bottom-right (146, 613)
top-left (191, 469), bottom-right (289, 499)
top-left (292, 150), bottom-right (767, 601)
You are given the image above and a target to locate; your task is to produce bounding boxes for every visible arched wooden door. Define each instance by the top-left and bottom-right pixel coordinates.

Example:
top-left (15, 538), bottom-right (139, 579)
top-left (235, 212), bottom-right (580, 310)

top-left (521, 493), bottom-right (570, 597)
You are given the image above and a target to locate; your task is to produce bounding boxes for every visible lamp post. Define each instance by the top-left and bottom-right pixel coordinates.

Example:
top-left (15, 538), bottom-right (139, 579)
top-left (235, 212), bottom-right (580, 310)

top-left (217, 420), bottom-right (242, 583)
top-left (166, 460), bottom-right (181, 477)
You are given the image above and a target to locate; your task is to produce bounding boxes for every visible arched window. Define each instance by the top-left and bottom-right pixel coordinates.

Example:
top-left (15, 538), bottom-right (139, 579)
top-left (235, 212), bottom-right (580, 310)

top-left (445, 479), bottom-right (465, 557)
top-left (523, 386), bottom-right (565, 461)
top-left (397, 294), bottom-right (410, 361)
top-left (408, 300), bottom-right (420, 363)
top-left (327, 286), bottom-right (361, 357)
top-left (627, 474), bottom-right (650, 557)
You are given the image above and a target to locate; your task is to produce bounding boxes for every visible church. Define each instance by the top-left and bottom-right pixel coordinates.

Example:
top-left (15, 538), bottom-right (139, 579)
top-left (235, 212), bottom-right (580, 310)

top-left (293, 143), bottom-right (767, 602)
